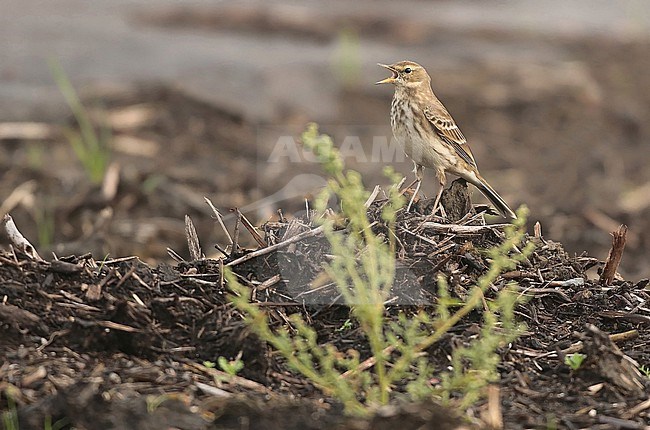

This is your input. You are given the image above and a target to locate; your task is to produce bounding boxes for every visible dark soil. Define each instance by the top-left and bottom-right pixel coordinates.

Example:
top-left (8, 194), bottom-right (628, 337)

top-left (1, 193), bottom-right (649, 429)
top-left (2, 8), bottom-right (650, 428)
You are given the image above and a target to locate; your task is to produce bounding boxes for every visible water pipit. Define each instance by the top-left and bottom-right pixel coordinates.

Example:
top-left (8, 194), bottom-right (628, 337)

top-left (377, 60), bottom-right (516, 219)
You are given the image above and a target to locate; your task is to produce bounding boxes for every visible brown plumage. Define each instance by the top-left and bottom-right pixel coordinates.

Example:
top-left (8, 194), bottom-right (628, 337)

top-left (376, 60), bottom-right (516, 219)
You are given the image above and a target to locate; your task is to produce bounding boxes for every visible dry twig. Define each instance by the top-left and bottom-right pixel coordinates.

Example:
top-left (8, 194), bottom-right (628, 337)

top-left (226, 226), bottom-right (324, 267)
top-left (421, 221), bottom-right (508, 234)
top-left (1, 214), bottom-right (43, 261)
top-left (185, 215), bottom-right (203, 260)
top-left (235, 208), bottom-right (266, 248)
top-left (600, 224), bottom-right (627, 286)
top-left (204, 197), bottom-right (234, 245)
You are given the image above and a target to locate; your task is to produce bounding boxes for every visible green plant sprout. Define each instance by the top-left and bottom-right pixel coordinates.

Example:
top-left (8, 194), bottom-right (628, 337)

top-left (218, 355), bottom-right (245, 376)
top-left (146, 394), bottom-right (170, 414)
top-left (336, 319), bottom-right (353, 332)
top-left (227, 123), bottom-right (531, 416)
top-left (26, 142), bottom-right (46, 170)
top-left (3, 392), bottom-right (69, 430)
top-left (49, 58), bottom-right (111, 185)
top-left (44, 415), bottom-right (70, 430)
top-left (96, 253), bottom-right (111, 274)
top-left (564, 353), bottom-right (587, 371)
top-left (33, 204), bottom-right (55, 249)
top-left (332, 28), bottom-right (361, 88)
top-left (2, 395), bottom-right (19, 430)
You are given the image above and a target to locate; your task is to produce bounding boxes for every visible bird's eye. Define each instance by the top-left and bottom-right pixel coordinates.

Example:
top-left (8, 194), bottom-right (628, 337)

top-left (404, 67), bottom-right (412, 74)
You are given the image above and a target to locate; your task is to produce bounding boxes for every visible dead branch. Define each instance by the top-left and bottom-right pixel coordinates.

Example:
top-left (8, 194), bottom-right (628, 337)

top-left (420, 221), bottom-right (509, 234)
top-left (0, 180), bottom-right (37, 216)
top-left (235, 208), bottom-right (266, 248)
top-left (364, 185), bottom-right (381, 208)
top-left (0, 122), bottom-right (58, 140)
top-left (226, 226), bottom-right (324, 267)
top-left (600, 224), bottom-right (627, 286)
top-left (560, 329), bottom-right (639, 354)
top-left (1, 214), bottom-right (43, 261)
top-left (204, 197), bottom-right (234, 245)
top-left (185, 215), bottom-right (203, 260)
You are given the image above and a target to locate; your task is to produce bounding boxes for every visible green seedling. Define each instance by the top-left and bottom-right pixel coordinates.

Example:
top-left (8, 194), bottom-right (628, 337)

top-left (49, 58), bottom-right (111, 185)
top-left (565, 353), bottom-right (586, 371)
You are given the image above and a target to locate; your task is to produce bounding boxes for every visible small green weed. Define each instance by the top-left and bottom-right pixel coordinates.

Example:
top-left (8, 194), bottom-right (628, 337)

top-left (227, 124), bottom-right (530, 415)
top-left (49, 59), bottom-right (111, 185)
top-left (564, 353), bottom-right (587, 371)
top-left (2, 396), bottom-right (19, 430)
top-left (336, 319), bottom-right (353, 332)
top-left (33, 204), bottom-right (55, 249)
top-left (218, 354), bottom-right (245, 376)
top-left (26, 142), bottom-right (46, 170)
top-left (332, 28), bottom-right (361, 88)
top-left (146, 394), bottom-right (169, 414)
top-left (44, 415), bottom-right (70, 430)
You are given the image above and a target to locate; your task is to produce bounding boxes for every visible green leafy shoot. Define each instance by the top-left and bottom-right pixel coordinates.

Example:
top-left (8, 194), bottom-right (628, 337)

top-left (226, 123), bottom-right (531, 415)
top-left (49, 58), bottom-right (111, 185)
top-left (564, 353), bottom-right (587, 371)
top-left (218, 354), bottom-right (245, 376)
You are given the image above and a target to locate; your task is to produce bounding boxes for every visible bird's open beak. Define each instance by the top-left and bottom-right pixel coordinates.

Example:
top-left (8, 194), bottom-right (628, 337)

top-left (375, 63), bottom-right (398, 85)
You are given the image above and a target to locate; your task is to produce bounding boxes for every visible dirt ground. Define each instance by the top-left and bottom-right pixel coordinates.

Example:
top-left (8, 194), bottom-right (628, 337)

top-left (1, 194), bottom-right (649, 429)
top-left (2, 3), bottom-right (650, 429)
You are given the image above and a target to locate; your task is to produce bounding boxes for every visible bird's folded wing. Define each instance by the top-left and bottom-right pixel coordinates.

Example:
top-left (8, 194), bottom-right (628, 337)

top-left (424, 105), bottom-right (476, 168)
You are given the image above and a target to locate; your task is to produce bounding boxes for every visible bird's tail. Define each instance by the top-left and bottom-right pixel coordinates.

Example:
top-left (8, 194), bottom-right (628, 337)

top-left (469, 174), bottom-right (517, 219)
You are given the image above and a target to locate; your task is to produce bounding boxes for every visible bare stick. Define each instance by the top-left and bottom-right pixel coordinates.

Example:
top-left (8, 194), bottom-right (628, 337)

top-left (560, 329), bottom-right (638, 354)
top-left (213, 243), bottom-right (228, 257)
top-left (624, 397), bottom-right (650, 420)
top-left (184, 215), bottom-right (203, 260)
top-left (421, 222), bottom-right (509, 234)
top-left (600, 225), bottom-right (628, 286)
top-left (257, 274), bottom-right (281, 291)
top-left (232, 209), bottom-right (241, 254)
top-left (277, 208), bottom-right (286, 223)
top-left (1, 214), bottom-right (43, 261)
top-left (0, 180), bottom-right (36, 216)
top-left (167, 247), bottom-right (185, 263)
top-left (101, 161), bottom-right (121, 201)
top-left (364, 185), bottom-right (381, 208)
top-left (484, 385), bottom-right (503, 429)
top-left (235, 208), bottom-right (266, 248)
top-left (195, 381), bottom-right (231, 398)
top-left (204, 197), bottom-right (233, 245)
top-left (226, 226), bottom-right (324, 267)
top-left (102, 256), bottom-right (139, 264)
top-left (0, 122), bottom-right (58, 140)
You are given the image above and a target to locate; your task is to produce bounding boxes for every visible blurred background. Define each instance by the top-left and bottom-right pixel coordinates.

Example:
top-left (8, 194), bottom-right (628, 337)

top-left (1, 0), bottom-right (649, 278)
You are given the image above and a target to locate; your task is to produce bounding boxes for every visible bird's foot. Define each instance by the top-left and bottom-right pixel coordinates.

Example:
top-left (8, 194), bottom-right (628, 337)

top-left (405, 180), bottom-right (422, 212)
top-left (430, 186), bottom-right (445, 218)
top-left (433, 204), bottom-right (447, 219)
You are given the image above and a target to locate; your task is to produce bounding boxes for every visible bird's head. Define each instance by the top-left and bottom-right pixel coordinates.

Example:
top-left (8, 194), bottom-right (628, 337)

top-left (376, 61), bottom-right (430, 88)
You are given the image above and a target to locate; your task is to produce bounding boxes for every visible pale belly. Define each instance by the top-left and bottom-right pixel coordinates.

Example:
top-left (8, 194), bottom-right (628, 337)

top-left (390, 104), bottom-right (457, 175)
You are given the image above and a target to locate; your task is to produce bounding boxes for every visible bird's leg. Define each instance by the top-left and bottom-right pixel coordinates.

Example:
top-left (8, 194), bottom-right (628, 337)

top-left (406, 163), bottom-right (424, 212)
top-left (400, 162), bottom-right (423, 195)
top-left (400, 178), bottom-right (419, 196)
top-left (431, 186), bottom-right (444, 216)
top-left (431, 171), bottom-right (447, 217)
top-left (406, 181), bottom-right (421, 212)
